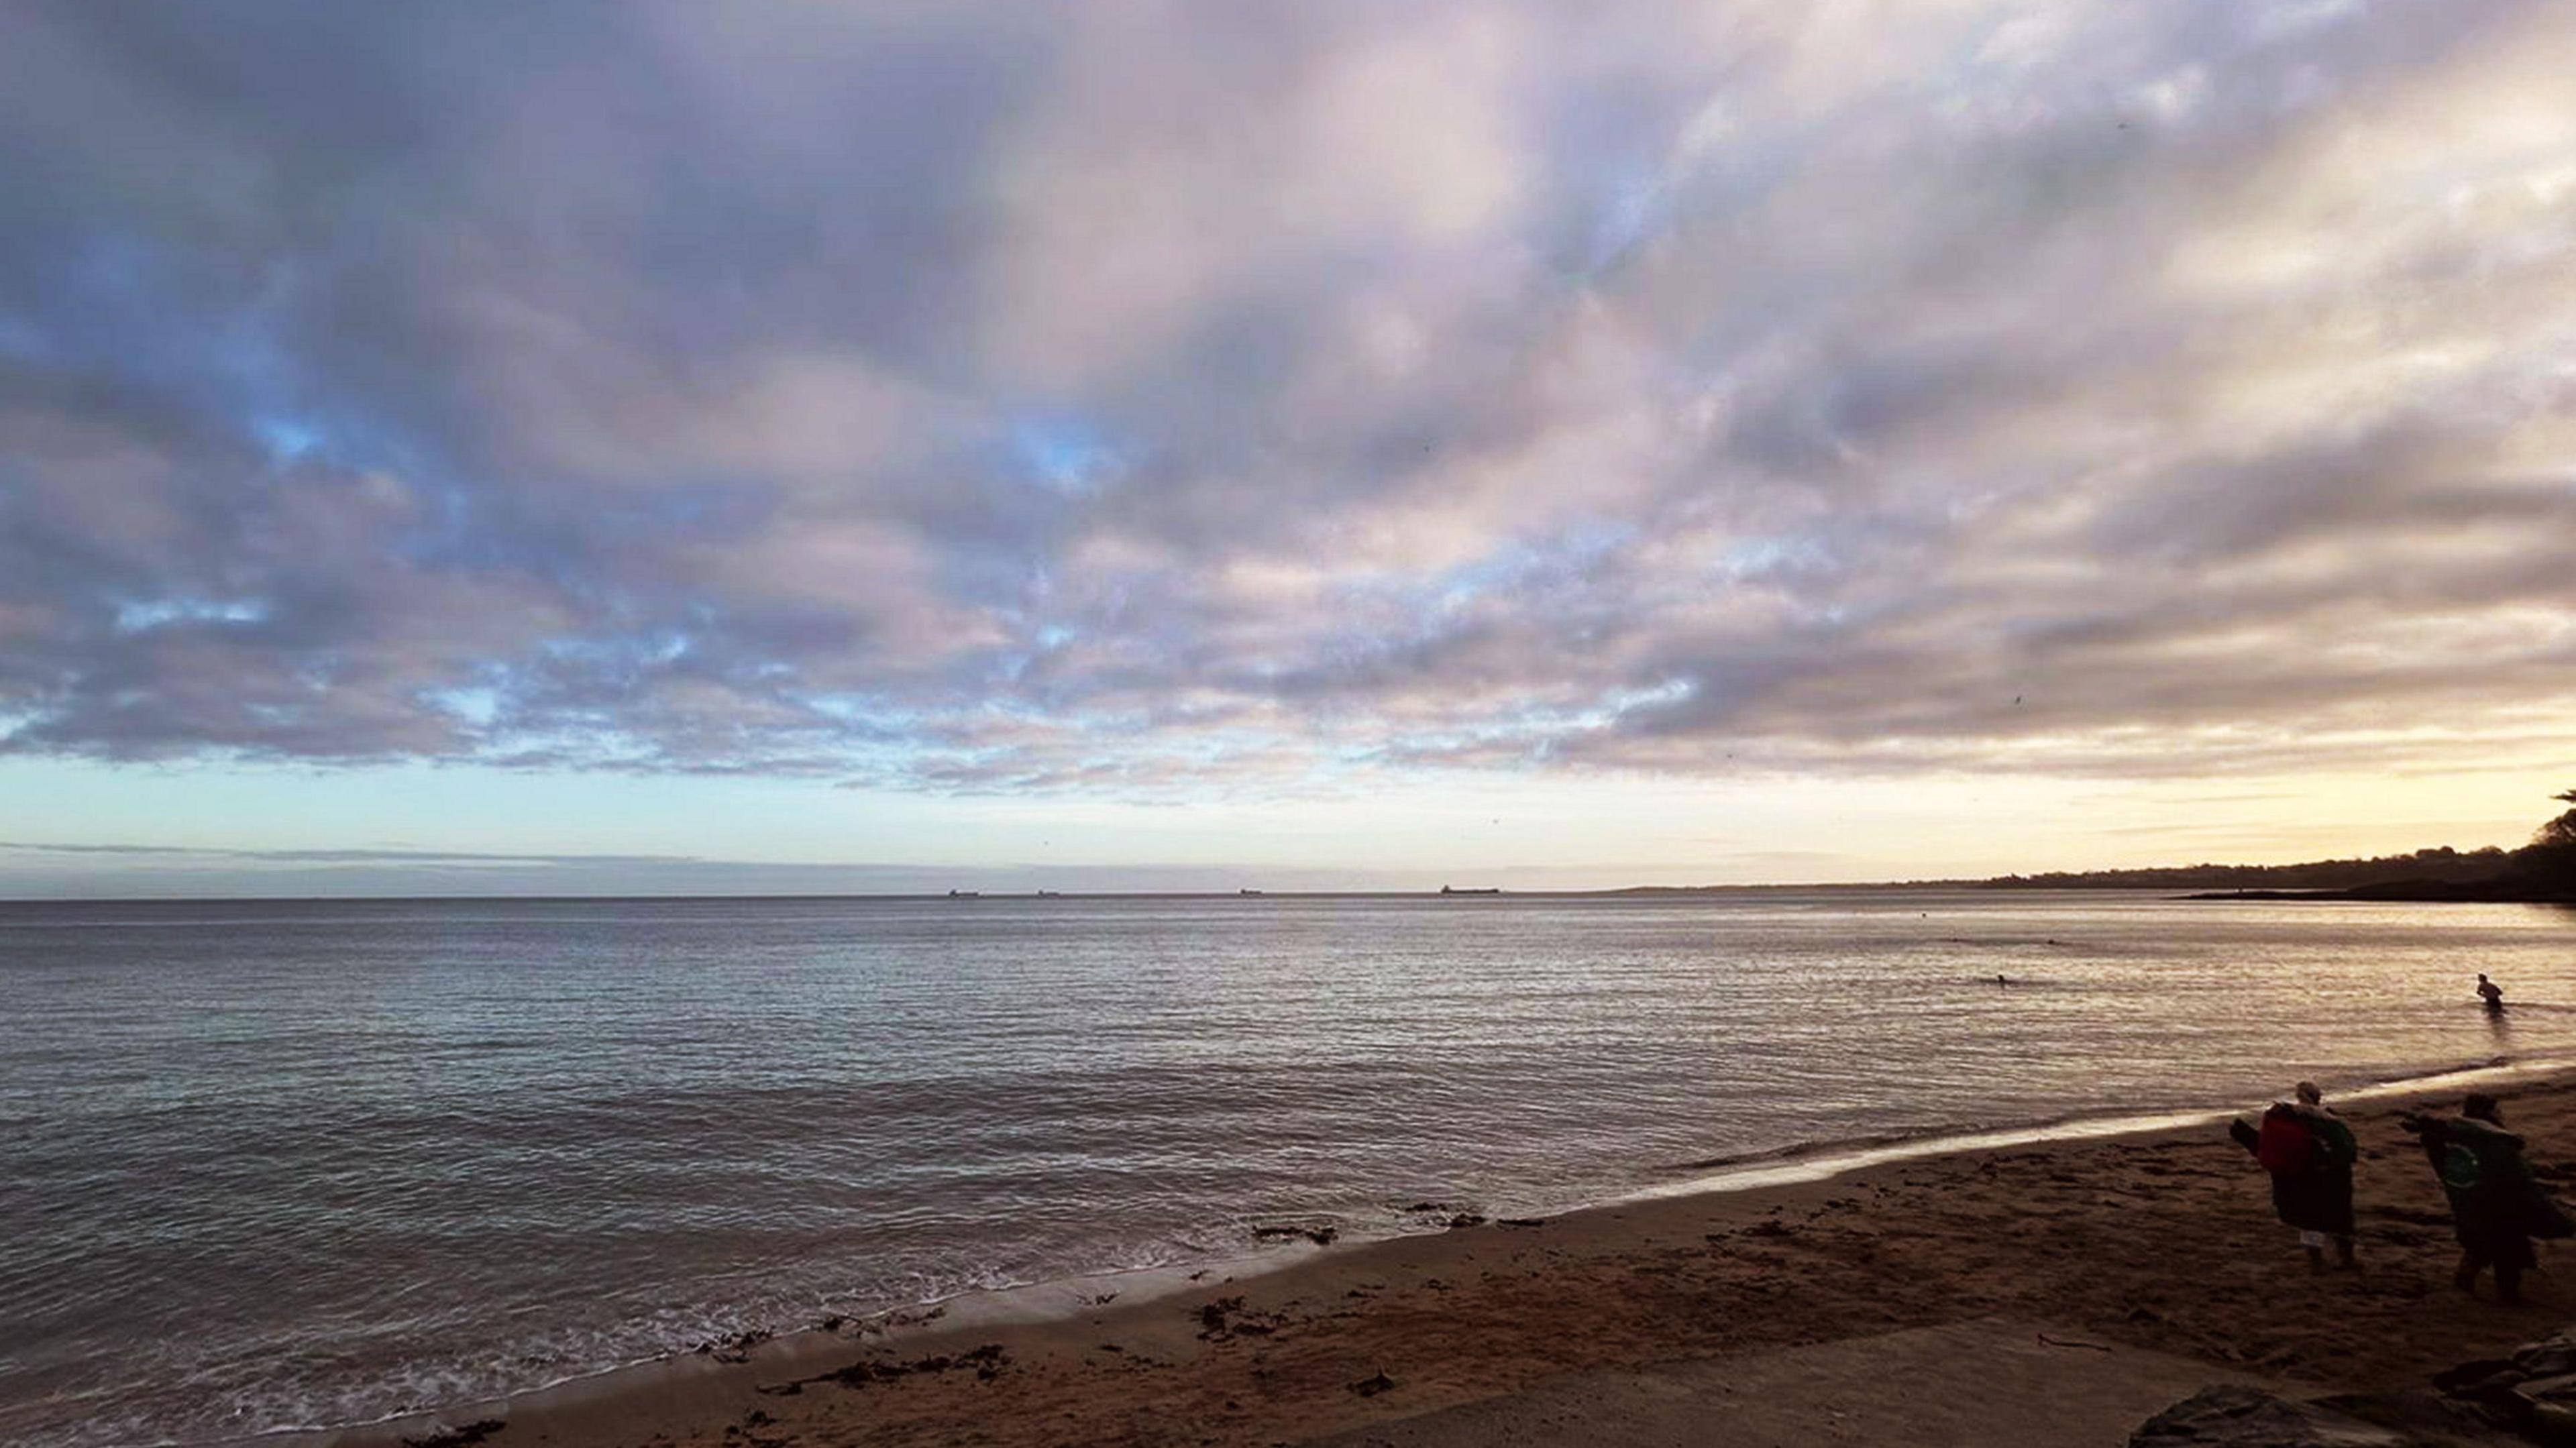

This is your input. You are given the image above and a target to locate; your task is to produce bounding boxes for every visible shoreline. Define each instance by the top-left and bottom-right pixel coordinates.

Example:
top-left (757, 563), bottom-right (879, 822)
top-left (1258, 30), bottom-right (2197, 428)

top-left (262, 1052), bottom-right (2576, 1448)
top-left (1627, 1052), bottom-right (2576, 1201)
top-left (2184, 886), bottom-right (2576, 903)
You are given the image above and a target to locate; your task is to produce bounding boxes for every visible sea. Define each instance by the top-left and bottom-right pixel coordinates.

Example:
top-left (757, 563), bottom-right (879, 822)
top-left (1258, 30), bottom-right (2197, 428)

top-left (5, 889), bottom-right (2573, 1447)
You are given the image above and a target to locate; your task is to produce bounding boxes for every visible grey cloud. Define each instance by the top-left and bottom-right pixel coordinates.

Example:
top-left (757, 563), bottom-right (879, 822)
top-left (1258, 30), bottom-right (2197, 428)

top-left (0, 838), bottom-right (1505, 898)
top-left (2, 1), bottom-right (2573, 788)
top-left (0, 840), bottom-right (691, 865)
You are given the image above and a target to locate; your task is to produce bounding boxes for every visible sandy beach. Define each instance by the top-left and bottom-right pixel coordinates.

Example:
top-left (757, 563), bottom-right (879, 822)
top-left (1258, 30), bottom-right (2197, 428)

top-left (331, 1068), bottom-right (2576, 1448)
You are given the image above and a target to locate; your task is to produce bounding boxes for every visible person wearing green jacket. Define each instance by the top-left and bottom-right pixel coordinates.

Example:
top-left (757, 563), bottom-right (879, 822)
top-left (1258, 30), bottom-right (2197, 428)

top-left (2404, 1093), bottom-right (2560, 1302)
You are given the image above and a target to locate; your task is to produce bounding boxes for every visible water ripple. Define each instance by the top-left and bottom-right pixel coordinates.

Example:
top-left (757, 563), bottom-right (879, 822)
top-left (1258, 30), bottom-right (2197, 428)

top-left (2, 891), bottom-right (2571, 1447)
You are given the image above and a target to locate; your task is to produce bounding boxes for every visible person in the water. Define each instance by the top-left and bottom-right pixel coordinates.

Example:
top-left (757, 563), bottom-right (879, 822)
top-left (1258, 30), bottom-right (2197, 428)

top-left (2479, 974), bottom-right (2506, 1013)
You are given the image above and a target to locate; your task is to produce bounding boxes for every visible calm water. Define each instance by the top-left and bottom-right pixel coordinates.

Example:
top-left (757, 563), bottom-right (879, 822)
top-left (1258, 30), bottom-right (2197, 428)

top-left (5, 890), bottom-right (2573, 1446)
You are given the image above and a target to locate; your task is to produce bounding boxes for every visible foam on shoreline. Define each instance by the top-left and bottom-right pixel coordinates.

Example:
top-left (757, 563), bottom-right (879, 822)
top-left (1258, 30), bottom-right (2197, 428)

top-left (1624, 1053), bottom-right (2576, 1205)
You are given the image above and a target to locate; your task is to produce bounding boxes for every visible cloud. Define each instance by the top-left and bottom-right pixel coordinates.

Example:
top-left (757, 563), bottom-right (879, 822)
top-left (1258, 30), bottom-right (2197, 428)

top-left (0, 838), bottom-right (1483, 898)
top-left (1, 0), bottom-right (2573, 791)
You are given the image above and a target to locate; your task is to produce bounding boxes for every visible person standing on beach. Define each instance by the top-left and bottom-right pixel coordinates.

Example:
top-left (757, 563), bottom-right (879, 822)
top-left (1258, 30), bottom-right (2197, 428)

top-left (2479, 974), bottom-right (2506, 1013)
top-left (2229, 1082), bottom-right (2357, 1270)
top-left (2403, 1093), bottom-right (2569, 1303)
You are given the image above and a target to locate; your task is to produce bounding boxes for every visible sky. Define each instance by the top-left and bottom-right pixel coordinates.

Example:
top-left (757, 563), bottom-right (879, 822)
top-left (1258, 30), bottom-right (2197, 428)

top-left (3, 1), bottom-right (2573, 896)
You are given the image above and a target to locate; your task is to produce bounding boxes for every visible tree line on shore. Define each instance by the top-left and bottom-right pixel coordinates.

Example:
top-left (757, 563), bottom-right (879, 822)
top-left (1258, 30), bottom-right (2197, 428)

top-left (1983, 789), bottom-right (2576, 899)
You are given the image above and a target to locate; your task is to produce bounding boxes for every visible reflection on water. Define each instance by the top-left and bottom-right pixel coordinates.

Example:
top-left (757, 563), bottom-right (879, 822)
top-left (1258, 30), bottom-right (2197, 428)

top-left (2, 891), bottom-right (2573, 1447)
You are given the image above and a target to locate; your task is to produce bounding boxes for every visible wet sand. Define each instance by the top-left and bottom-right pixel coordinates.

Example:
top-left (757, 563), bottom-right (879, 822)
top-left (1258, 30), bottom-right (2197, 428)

top-left (347, 1073), bottom-right (2576, 1448)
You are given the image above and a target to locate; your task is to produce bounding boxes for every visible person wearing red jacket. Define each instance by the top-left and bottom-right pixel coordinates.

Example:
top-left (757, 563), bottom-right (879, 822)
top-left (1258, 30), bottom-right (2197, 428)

top-left (2230, 1081), bottom-right (2357, 1270)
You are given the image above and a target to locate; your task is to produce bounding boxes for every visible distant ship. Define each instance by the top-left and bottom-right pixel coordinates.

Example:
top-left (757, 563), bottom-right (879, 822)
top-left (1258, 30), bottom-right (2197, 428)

top-left (1439, 885), bottom-right (1501, 895)
top-left (1238, 888), bottom-right (1265, 896)
top-left (947, 889), bottom-right (980, 898)
top-left (1036, 889), bottom-right (1061, 897)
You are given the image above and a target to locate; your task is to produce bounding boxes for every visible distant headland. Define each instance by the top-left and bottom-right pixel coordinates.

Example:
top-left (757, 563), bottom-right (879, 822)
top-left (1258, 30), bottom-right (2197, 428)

top-left (1617, 787), bottom-right (2576, 903)
top-left (2003, 786), bottom-right (2576, 902)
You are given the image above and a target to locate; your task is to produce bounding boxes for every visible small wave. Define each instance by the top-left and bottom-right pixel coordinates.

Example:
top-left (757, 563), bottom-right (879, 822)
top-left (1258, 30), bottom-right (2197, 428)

top-left (151, 1237), bottom-right (1262, 1448)
top-left (1929, 935), bottom-right (2162, 955)
top-left (1629, 1055), bottom-right (2576, 1207)
top-left (1664, 1129), bottom-right (1949, 1174)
